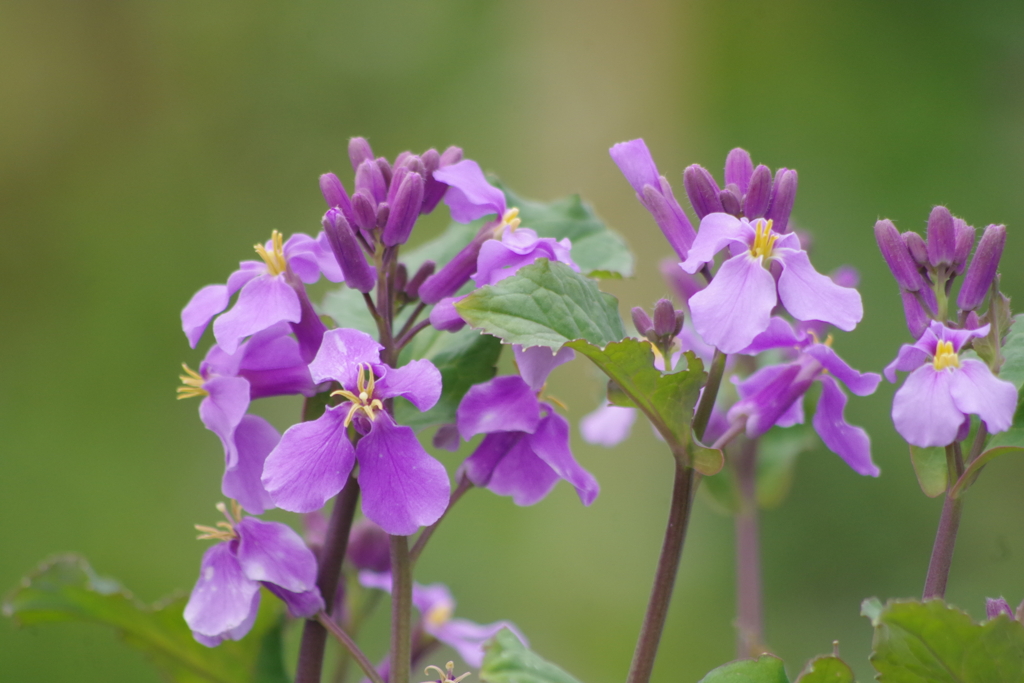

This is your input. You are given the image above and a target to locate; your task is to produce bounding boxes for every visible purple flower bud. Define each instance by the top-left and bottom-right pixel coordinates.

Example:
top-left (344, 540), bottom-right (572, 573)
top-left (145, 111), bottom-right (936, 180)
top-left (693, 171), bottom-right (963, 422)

top-left (421, 146), bottom-right (464, 215)
top-left (875, 219), bottom-right (923, 292)
top-left (347, 520), bottom-right (391, 573)
top-left (440, 145), bottom-right (463, 166)
top-left (432, 422), bottom-right (461, 452)
top-left (419, 225), bottom-right (492, 304)
top-left (351, 190), bottom-right (377, 233)
top-left (319, 173), bottom-right (353, 217)
top-left (673, 310), bottom-right (685, 338)
top-left (382, 171), bottom-right (424, 246)
top-left (765, 168), bottom-right (797, 233)
top-left (926, 206), bottom-right (956, 267)
top-left (901, 290), bottom-right (930, 339)
top-left (631, 307), bottom-right (653, 336)
top-left (355, 159), bottom-right (387, 204)
top-left (398, 155), bottom-right (425, 179)
top-left (952, 217), bottom-right (975, 275)
top-left (719, 187), bottom-right (742, 216)
top-left (653, 299), bottom-right (676, 337)
top-left (376, 157), bottom-right (393, 189)
top-left (987, 597), bottom-right (1014, 620)
top-left (349, 137), bottom-right (374, 171)
top-left (375, 202), bottom-right (390, 230)
top-left (641, 183), bottom-right (696, 261)
top-left (683, 165), bottom-right (724, 219)
top-left (724, 148), bottom-right (754, 194)
top-left (965, 311), bottom-right (982, 329)
top-left (743, 165), bottom-right (772, 218)
top-left (323, 208), bottom-right (375, 293)
top-left (405, 260), bottom-right (436, 300)
top-left (957, 224), bottom-right (1006, 311)
top-left (394, 263), bottom-right (408, 294)
top-left (902, 231), bottom-right (929, 268)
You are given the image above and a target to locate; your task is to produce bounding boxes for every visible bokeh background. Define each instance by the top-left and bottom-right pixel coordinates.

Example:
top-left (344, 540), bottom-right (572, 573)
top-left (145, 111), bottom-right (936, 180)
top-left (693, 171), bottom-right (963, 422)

top-left (4, 1), bottom-right (1024, 681)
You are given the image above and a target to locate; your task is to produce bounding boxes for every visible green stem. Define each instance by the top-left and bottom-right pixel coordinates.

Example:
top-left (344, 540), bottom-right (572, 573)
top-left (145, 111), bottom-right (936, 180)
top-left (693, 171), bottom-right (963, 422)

top-left (693, 349), bottom-right (727, 442)
top-left (317, 612), bottom-right (386, 683)
top-left (923, 444), bottom-right (965, 599)
top-left (733, 439), bottom-right (764, 658)
top-left (390, 535), bottom-right (412, 683)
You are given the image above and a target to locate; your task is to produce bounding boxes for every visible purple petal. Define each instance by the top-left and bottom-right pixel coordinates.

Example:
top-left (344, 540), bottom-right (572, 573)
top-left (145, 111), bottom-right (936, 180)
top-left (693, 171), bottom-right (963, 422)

top-left (358, 569), bottom-right (392, 593)
top-left (235, 326), bottom-right (316, 398)
top-left (951, 360), bottom-right (1018, 434)
top-left (813, 376), bottom-right (879, 476)
top-left (222, 415), bottom-right (279, 514)
top-left (739, 317), bottom-right (807, 354)
top-left (728, 363), bottom-right (807, 436)
top-left (183, 285), bottom-right (229, 348)
top-left (313, 231), bottom-right (347, 284)
top-left (776, 249), bottom-right (863, 331)
top-left (236, 517), bottom-right (319, 592)
top-left (687, 253), bottom-right (777, 354)
top-left (926, 320), bottom-right (991, 354)
top-left (459, 432), bottom-right (519, 487)
top-left (376, 359), bottom-right (442, 412)
top-left (434, 619), bottom-right (526, 668)
top-left (184, 543), bottom-right (260, 642)
top-left (803, 344), bottom-right (881, 396)
top-left (213, 275), bottom-right (301, 356)
top-left (987, 598), bottom-right (1014, 620)
top-left (433, 160), bottom-right (506, 223)
top-left (412, 581), bottom-right (456, 618)
top-left (226, 262), bottom-right (265, 295)
top-left (528, 411), bottom-right (599, 505)
top-left (199, 376), bottom-right (251, 468)
top-left (264, 584), bottom-right (324, 619)
top-left (471, 433), bottom-right (560, 506)
top-left (356, 414), bottom-right (450, 535)
top-left (473, 230), bottom-right (577, 287)
top-left (283, 233), bottom-right (325, 285)
top-left (262, 407), bottom-right (356, 513)
top-left (609, 139), bottom-right (661, 195)
top-left (429, 296), bottom-right (468, 332)
top-left (884, 343), bottom-right (930, 383)
top-left (433, 423), bottom-right (461, 452)
top-left (456, 376), bottom-right (540, 439)
top-left (579, 405), bottom-right (637, 447)
top-left (308, 328), bottom-right (383, 388)
top-left (513, 345), bottom-right (575, 392)
top-left (679, 213), bottom-right (752, 274)
top-left (892, 366), bottom-right (963, 447)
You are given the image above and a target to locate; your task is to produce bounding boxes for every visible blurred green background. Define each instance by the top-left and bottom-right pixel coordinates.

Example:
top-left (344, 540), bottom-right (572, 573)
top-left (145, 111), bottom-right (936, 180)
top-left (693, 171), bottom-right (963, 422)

top-left (4, 1), bottom-right (1024, 681)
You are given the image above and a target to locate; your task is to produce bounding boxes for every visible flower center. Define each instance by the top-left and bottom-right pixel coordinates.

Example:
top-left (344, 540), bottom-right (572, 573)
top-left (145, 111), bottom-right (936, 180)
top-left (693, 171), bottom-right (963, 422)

top-left (492, 207), bottom-right (521, 237)
top-left (177, 363), bottom-right (208, 400)
top-left (749, 219), bottom-right (778, 260)
top-left (933, 340), bottom-right (960, 371)
top-left (332, 363), bottom-right (385, 427)
top-left (426, 603), bottom-right (453, 628)
top-left (194, 501), bottom-right (243, 542)
top-left (254, 230), bottom-right (288, 276)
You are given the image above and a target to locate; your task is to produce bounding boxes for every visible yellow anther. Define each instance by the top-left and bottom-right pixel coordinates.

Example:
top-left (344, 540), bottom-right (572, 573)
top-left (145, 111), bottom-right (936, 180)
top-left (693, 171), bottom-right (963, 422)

top-left (426, 603), bottom-right (453, 628)
top-left (492, 207), bottom-right (521, 238)
top-left (194, 501), bottom-right (242, 542)
top-left (808, 332), bottom-right (835, 348)
top-left (933, 340), bottom-right (960, 371)
top-left (749, 219), bottom-right (779, 260)
top-left (331, 364), bottom-right (385, 426)
top-left (423, 662), bottom-right (471, 683)
top-left (254, 230), bottom-right (288, 276)
top-left (177, 363), bottom-right (208, 400)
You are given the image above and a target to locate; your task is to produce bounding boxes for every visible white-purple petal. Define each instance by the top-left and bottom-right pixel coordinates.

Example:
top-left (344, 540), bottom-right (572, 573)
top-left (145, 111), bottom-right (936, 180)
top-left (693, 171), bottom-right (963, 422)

top-left (262, 407), bottom-right (356, 513)
top-left (226, 261), bottom-right (265, 295)
top-left (513, 344), bottom-right (575, 393)
top-left (356, 414), bottom-right (450, 535)
top-left (199, 375), bottom-right (251, 468)
top-left (803, 344), bottom-right (881, 396)
top-left (579, 404), bottom-right (637, 447)
top-left (776, 249), bottom-right (862, 331)
top-left (473, 230), bottom-right (577, 288)
top-left (434, 160), bottom-right (506, 223)
top-left (884, 343), bottom-right (930, 383)
top-left (456, 375), bottom-right (541, 439)
top-left (950, 359), bottom-right (1018, 434)
top-left (213, 275), bottom-right (302, 356)
top-left (308, 328), bottom-right (384, 388)
top-left (459, 432), bottom-right (519, 488)
top-left (375, 359), bottom-right (442, 412)
top-left (813, 376), bottom-right (879, 477)
top-left (679, 213), bottom-right (752, 274)
top-left (474, 434), bottom-right (560, 506)
top-left (609, 139), bottom-right (661, 195)
top-left (182, 284), bottom-right (230, 348)
top-left (528, 411), bottom-right (599, 506)
top-left (738, 317), bottom-right (807, 355)
top-left (282, 233), bottom-right (324, 285)
top-left (264, 584), bottom-right (324, 619)
top-left (184, 543), bottom-right (260, 643)
top-left (235, 517), bottom-right (318, 593)
top-left (222, 415), bottom-right (279, 514)
top-left (892, 366), bottom-right (963, 447)
top-left (687, 253), bottom-right (777, 354)
top-left (434, 618), bottom-right (525, 669)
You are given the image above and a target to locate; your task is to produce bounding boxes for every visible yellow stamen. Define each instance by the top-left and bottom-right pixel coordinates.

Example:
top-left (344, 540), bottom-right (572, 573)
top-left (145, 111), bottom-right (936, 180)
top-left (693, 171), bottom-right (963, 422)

top-left (426, 603), bottom-right (453, 628)
top-left (491, 207), bottom-right (521, 238)
top-left (330, 364), bottom-right (385, 426)
top-left (177, 363), bottom-right (208, 400)
top-left (933, 340), bottom-right (960, 371)
top-left (254, 230), bottom-right (288, 276)
top-left (422, 662), bottom-right (471, 683)
top-left (194, 501), bottom-right (242, 542)
top-left (749, 219), bottom-right (779, 260)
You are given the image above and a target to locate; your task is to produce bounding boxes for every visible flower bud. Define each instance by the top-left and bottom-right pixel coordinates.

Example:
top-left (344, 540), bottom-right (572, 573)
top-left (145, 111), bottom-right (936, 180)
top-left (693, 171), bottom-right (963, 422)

top-left (398, 154), bottom-right (425, 179)
top-left (724, 148), bottom-right (754, 194)
top-left (742, 165), bottom-right (772, 218)
top-left (432, 423), bottom-right (461, 452)
top-left (351, 190), bottom-right (377, 233)
top-left (875, 219), bottom-right (922, 292)
top-left (926, 206), bottom-right (956, 267)
top-left (421, 146), bottom-right (464, 215)
top-left (419, 224), bottom-right (492, 303)
top-left (952, 217), bottom-right (975, 275)
top-left (683, 164), bottom-right (724, 219)
top-left (653, 299), bottom-right (677, 337)
top-left (405, 260), bottom-right (436, 300)
top-left (987, 598), bottom-right (1014, 620)
top-left (902, 231), bottom-right (929, 268)
top-left (394, 263), bottom-right (408, 294)
top-left (964, 311), bottom-right (982, 329)
top-left (631, 307), bottom-right (653, 336)
top-left (765, 168), bottom-right (797, 233)
top-left (641, 182), bottom-right (696, 261)
top-left (347, 520), bottom-right (391, 573)
top-left (900, 290), bottom-right (930, 339)
top-left (719, 187), bottom-right (742, 216)
top-left (355, 159), bottom-right (387, 204)
top-left (319, 172), bottom-right (353, 218)
top-left (348, 137), bottom-right (374, 171)
top-left (375, 202), bottom-right (390, 230)
top-left (382, 171), bottom-right (424, 246)
top-left (323, 208), bottom-right (375, 292)
top-left (376, 157), bottom-right (393, 189)
top-left (957, 224), bottom-right (1006, 311)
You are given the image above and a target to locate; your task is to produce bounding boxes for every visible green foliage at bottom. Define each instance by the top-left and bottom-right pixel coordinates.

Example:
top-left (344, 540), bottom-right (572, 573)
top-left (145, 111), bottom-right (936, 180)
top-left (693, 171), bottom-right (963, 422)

top-left (697, 654), bottom-right (789, 683)
top-left (480, 628), bottom-right (584, 683)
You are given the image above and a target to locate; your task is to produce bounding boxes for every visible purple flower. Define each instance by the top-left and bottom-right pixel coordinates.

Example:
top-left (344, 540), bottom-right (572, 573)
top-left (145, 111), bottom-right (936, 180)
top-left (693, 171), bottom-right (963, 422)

top-left (455, 346), bottom-right (598, 505)
top-left (579, 404), bottom-right (638, 447)
top-left (358, 570), bottom-right (527, 668)
top-left (185, 503), bottom-right (323, 646)
top-left (261, 328), bottom-right (449, 535)
top-left (679, 214), bottom-right (863, 353)
top-left (181, 230), bottom-right (342, 356)
top-left (885, 321), bottom-right (1018, 447)
top-left (727, 319), bottom-right (881, 476)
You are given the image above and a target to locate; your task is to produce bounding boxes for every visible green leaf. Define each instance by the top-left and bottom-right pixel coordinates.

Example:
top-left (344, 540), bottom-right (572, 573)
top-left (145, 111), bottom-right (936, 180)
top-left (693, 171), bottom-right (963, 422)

top-left (757, 425), bottom-right (820, 509)
top-left (997, 313), bottom-right (1024, 390)
top-left (3, 555), bottom-right (288, 683)
top-left (698, 654), bottom-right (790, 683)
top-left (862, 597), bottom-right (1024, 682)
top-left (456, 260), bottom-right (626, 349)
top-left (321, 286), bottom-right (380, 337)
top-left (479, 627), bottom-right (584, 683)
top-left (567, 339), bottom-right (721, 474)
top-left (395, 324), bottom-right (502, 431)
top-left (795, 653), bottom-right (854, 683)
top-left (500, 184), bottom-right (634, 278)
top-left (950, 445), bottom-right (1024, 498)
top-left (909, 445), bottom-right (948, 498)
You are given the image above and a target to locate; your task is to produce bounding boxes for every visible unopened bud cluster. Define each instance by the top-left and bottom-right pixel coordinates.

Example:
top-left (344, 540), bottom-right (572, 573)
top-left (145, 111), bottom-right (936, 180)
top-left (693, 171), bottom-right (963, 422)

top-left (632, 299), bottom-right (684, 358)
